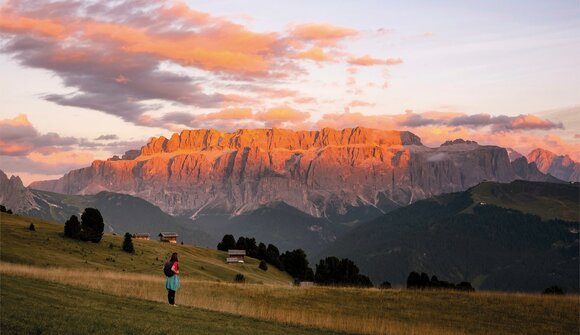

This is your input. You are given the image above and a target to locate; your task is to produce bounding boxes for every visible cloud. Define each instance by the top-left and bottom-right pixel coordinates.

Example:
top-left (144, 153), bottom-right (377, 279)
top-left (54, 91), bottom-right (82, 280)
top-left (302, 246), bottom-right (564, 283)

top-left (288, 23), bottom-right (359, 47)
top-left (315, 109), bottom-right (577, 160)
top-left (95, 134), bottom-right (119, 141)
top-left (448, 113), bottom-right (563, 132)
top-left (348, 55), bottom-right (403, 66)
top-left (0, 0), bottom-right (397, 129)
top-left (348, 100), bottom-right (376, 108)
top-left (292, 47), bottom-right (334, 62)
top-left (0, 114), bottom-right (146, 156)
top-left (0, 114), bottom-right (78, 156)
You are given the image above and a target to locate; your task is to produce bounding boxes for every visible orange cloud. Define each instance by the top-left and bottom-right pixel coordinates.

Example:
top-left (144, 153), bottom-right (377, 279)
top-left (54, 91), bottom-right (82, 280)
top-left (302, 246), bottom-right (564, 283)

top-left (289, 23), bottom-right (358, 47)
top-left (256, 107), bottom-right (310, 124)
top-left (348, 55), bottom-right (403, 66)
top-left (28, 151), bottom-right (95, 166)
top-left (315, 110), bottom-right (577, 160)
top-left (0, 15), bottom-right (65, 38)
top-left (508, 114), bottom-right (562, 131)
top-left (82, 21), bottom-right (276, 75)
top-left (293, 47), bottom-right (334, 62)
top-left (0, 114), bottom-right (32, 127)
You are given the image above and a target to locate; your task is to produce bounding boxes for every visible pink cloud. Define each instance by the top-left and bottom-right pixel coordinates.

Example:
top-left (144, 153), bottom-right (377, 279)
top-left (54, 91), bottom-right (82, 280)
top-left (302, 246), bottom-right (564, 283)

top-left (348, 100), bottom-right (376, 108)
top-left (315, 110), bottom-right (576, 159)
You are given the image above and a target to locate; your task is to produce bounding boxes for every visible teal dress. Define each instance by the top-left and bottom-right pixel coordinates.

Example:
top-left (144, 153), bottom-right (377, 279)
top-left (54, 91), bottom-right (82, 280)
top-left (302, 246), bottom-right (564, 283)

top-left (165, 262), bottom-right (180, 291)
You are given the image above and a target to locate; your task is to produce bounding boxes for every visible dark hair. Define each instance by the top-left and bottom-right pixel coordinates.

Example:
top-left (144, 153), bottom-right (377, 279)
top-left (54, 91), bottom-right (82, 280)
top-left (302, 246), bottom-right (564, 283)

top-left (170, 252), bottom-right (178, 262)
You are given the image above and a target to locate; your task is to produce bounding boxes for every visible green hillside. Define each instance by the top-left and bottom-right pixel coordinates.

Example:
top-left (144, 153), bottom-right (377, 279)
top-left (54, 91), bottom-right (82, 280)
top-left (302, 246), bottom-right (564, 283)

top-left (194, 202), bottom-right (347, 255)
top-left (319, 180), bottom-right (579, 292)
top-left (27, 189), bottom-right (214, 247)
top-left (0, 212), bottom-right (292, 284)
top-left (2, 212), bottom-right (578, 334)
top-left (468, 180), bottom-right (579, 221)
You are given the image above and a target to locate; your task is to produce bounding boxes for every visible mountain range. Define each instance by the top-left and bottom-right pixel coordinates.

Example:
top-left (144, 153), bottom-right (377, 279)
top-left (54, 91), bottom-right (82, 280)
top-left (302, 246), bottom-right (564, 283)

top-left (319, 180), bottom-right (579, 292)
top-left (29, 127), bottom-right (565, 222)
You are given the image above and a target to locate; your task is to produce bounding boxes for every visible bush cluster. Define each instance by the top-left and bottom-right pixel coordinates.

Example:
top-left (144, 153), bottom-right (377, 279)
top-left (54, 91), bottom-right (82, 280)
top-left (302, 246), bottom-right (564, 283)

top-left (64, 208), bottom-right (104, 243)
top-left (0, 204), bottom-right (13, 214)
top-left (406, 271), bottom-right (474, 291)
top-left (314, 256), bottom-right (373, 287)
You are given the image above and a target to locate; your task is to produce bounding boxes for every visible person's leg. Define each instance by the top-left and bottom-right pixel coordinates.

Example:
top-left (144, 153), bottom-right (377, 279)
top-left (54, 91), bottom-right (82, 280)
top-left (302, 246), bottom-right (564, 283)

top-left (168, 289), bottom-right (175, 305)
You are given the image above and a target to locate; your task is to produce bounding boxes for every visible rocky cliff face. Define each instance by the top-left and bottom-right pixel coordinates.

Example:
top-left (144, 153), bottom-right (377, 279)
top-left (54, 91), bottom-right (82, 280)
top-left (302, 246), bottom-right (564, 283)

top-left (0, 169), bottom-right (37, 213)
top-left (527, 148), bottom-right (579, 182)
top-left (30, 127), bottom-right (521, 217)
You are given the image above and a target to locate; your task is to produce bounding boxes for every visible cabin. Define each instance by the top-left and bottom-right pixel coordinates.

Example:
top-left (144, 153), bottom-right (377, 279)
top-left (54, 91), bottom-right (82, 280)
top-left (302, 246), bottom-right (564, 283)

top-left (133, 233), bottom-right (150, 240)
top-left (226, 249), bottom-right (246, 263)
top-left (158, 232), bottom-right (178, 243)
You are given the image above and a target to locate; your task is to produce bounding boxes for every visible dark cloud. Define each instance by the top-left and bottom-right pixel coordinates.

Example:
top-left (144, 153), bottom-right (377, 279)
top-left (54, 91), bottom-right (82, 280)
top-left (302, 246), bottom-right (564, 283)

top-left (95, 134), bottom-right (119, 141)
top-left (447, 113), bottom-right (563, 132)
top-left (399, 113), bottom-right (441, 127)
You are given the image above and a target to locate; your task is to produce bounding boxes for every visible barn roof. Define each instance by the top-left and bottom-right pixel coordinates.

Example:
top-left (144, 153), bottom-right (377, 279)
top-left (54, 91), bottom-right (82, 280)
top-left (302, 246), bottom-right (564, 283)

top-left (158, 232), bottom-right (179, 237)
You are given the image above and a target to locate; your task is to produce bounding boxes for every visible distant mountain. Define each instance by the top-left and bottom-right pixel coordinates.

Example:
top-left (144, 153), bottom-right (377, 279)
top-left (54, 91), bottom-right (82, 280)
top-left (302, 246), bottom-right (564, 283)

top-left (527, 148), bottom-right (579, 182)
top-left (319, 180), bottom-right (579, 292)
top-left (25, 189), bottom-right (214, 247)
top-left (0, 170), bottom-right (37, 213)
top-left (31, 127), bottom-right (552, 221)
top-left (506, 148), bottom-right (523, 162)
top-left (510, 157), bottom-right (564, 183)
top-left (0, 169), bottom-right (212, 247)
top-left (193, 202), bottom-right (351, 255)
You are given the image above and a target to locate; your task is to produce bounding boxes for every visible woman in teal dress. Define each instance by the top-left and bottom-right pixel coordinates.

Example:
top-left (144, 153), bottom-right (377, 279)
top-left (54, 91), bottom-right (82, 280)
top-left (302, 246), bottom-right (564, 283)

top-left (165, 252), bottom-right (180, 306)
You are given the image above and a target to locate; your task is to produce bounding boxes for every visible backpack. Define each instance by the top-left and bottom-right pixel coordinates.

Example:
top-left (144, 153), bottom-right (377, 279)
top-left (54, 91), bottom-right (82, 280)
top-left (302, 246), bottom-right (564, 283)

top-left (163, 261), bottom-right (174, 277)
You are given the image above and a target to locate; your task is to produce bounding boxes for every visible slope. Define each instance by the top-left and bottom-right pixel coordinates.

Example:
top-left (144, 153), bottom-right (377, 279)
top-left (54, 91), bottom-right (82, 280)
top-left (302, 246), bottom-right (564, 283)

top-left (26, 189), bottom-right (214, 247)
top-left (319, 180), bottom-right (579, 292)
top-left (0, 212), bottom-right (292, 285)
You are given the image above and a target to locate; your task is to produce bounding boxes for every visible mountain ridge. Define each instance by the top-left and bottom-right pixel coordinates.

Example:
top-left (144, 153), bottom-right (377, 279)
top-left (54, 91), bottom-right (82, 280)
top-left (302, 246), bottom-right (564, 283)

top-left (29, 127), bottom-right (551, 218)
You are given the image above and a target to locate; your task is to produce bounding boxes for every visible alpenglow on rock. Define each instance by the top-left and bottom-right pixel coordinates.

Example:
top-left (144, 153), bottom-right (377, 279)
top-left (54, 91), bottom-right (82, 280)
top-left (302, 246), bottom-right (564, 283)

top-left (30, 127), bottom-right (520, 217)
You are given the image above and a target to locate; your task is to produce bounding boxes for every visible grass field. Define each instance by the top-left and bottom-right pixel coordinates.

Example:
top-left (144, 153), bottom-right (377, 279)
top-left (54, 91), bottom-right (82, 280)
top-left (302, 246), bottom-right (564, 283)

top-left (1, 212), bottom-right (579, 335)
top-left (0, 274), bottom-right (344, 335)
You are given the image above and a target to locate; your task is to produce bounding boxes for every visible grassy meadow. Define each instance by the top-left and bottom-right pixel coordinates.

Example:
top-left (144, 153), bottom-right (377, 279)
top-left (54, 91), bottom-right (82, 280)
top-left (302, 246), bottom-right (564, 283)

top-left (1, 212), bottom-right (579, 335)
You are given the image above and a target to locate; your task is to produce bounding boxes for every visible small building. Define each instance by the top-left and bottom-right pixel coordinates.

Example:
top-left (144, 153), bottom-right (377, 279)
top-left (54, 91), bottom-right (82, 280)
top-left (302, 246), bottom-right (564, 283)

top-left (226, 249), bottom-right (246, 263)
top-left (133, 233), bottom-right (150, 240)
top-left (158, 232), bottom-right (178, 243)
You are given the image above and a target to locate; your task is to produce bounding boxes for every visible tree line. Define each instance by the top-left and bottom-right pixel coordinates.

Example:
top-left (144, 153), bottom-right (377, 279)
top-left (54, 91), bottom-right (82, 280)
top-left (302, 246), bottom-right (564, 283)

top-left (406, 271), bottom-right (474, 291)
top-left (217, 234), bottom-right (373, 287)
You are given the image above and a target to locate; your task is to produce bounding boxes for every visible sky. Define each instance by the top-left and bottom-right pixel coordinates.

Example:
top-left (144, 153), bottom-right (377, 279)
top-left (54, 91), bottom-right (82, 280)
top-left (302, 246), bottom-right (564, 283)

top-left (0, 0), bottom-right (579, 185)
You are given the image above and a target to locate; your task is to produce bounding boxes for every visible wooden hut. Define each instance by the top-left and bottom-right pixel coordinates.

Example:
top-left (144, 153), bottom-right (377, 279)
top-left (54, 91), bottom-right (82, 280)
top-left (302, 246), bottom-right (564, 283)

top-left (133, 233), bottom-right (150, 240)
top-left (226, 249), bottom-right (246, 263)
top-left (158, 232), bottom-right (178, 243)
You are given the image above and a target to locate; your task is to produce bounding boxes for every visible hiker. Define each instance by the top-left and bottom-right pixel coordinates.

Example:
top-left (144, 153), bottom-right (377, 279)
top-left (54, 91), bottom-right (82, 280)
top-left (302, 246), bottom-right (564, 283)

top-left (164, 252), bottom-right (180, 306)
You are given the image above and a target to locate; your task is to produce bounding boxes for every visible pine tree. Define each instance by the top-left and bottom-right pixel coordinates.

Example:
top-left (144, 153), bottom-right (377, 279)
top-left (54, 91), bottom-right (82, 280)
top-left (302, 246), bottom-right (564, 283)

top-left (80, 208), bottom-right (104, 242)
top-left (122, 232), bottom-right (134, 253)
top-left (64, 215), bottom-right (81, 239)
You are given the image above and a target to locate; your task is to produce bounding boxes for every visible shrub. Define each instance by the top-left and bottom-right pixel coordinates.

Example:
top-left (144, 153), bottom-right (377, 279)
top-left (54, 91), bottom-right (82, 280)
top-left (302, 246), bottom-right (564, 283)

top-left (122, 232), bottom-right (134, 253)
top-left (379, 281), bottom-right (392, 289)
top-left (543, 286), bottom-right (565, 295)
top-left (259, 260), bottom-right (268, 271)
top-left (234, 273), bottom-right (245, 283)
top-left (64, 215), bottom-right (81, 239)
